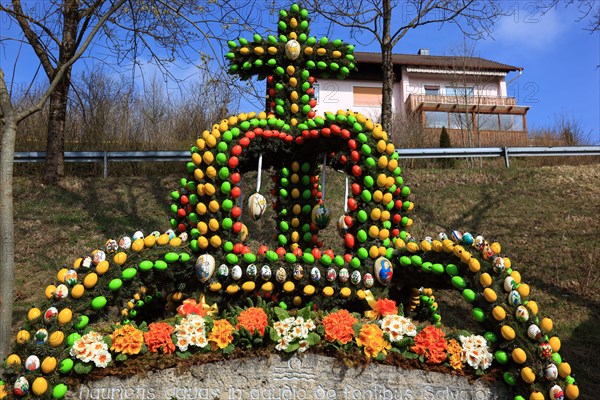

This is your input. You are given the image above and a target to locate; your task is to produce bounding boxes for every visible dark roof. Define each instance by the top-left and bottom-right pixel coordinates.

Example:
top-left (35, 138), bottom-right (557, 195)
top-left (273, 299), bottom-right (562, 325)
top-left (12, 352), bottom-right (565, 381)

top-left (355, 51), bottom-right (522, 72)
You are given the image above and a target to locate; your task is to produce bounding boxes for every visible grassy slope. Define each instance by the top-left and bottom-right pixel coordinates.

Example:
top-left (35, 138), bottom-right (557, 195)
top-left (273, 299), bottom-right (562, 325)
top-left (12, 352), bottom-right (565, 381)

top-left (12, 163), bottom-right (600, 398)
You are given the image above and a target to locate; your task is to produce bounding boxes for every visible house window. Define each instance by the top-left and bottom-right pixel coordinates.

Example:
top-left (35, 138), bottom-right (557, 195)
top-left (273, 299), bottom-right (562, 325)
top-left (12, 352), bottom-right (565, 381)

top-left (424, 85), bottom-right (439, 96)
top-left (449, 112), bottom-right (471, 130)
top-left (424, 111), bottom-right (448, 128)
top-left (500, 114), bottom-right (524, 131)
top-left (446, 86), bottom-right (474, 97)
top-left (353, 86), bottom-right (382, 107)
top-left (313, 83), bottom-right (320, 103)
top-left (477, 114), bottom-right (500, 131)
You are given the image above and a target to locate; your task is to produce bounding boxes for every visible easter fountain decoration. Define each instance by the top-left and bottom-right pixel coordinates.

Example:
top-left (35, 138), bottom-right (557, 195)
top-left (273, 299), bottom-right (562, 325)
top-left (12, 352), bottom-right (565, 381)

top-left (1, 4), bottom-right (579, 400)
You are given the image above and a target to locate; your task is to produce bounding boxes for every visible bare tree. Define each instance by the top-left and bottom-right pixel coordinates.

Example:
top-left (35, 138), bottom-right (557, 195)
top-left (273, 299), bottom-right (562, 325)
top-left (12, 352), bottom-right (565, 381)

top-left (307, 0), bottom-right (504, 134)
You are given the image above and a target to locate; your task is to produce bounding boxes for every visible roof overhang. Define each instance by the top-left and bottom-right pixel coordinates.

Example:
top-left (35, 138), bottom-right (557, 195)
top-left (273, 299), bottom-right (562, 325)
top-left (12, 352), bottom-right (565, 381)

top-left (415, 101), bottom-right (530, 114)
top-left (406, 67), bottom-right (507, 77)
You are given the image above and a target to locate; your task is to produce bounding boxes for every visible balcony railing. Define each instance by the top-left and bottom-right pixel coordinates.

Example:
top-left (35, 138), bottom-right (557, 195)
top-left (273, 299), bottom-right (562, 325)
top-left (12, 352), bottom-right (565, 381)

top-left (407, 93), bottom-right (518, 112)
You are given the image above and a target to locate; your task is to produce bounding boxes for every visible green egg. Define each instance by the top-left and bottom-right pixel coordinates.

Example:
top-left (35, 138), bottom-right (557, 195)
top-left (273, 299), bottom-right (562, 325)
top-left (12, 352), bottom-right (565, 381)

top-left (139, 260), bottom-right (153, 272)
top-left (221, 181), bottom-right (231, 194)
top-left (365, 157), bottom-right (376, 168)
top-left (451, 276), bottom-right (467, 289)
top-left (494, 350), bottom-right (509, 364)
top-left (121, 267), bottom-right (137, 280)
top-left (334, 255), bottom-right (345, 267)
top-left (244, 253), bottom-right (257, 263)
top-left (164, 252), bottom-right (179, 263)
top-left (472, 307), bottom-right (485, 322)
top-left (91, 296), bottom-right (107, 310)
top-left (218, 167), bottom-right (230, 180)
top-left (154, 260), bottom-right (168, 270)
top-left (484, 331), bottom-right (497, 342)
top-left (108, 279), bottom-right (123, 291)
top-left (74, 315), bottom-right (89, 330)
top-left (222, 218), bottom-right (233, 230)
top-left (58, 359), bottom-right (74, 374)
top-left (67, 332), bottom-right (81, 347)
top-left (462, 289), bottom-right (476, 302)
top-left (356, 229), bottom-right (368, 242)
top-left (53, 383), bottom-right (68, 398)
top-left (503, 372), bottom-right (516, 386)
top-left (357, 248), bottom-right (368, 260)
top-left (361, 190), bottom-right (372, 202)
top-left (223, 242), bottom-right (234, 253)
top-left (361, 144), bottom-right (371, 155)
top-left (320, 255), bottom-right (332, 266)
top-left (410, 255), bottom-right (422, 266)
top-left (446, 264), bottom-right (460, 276)
top-left (421, 262), bottom-right (432, 272)
top-left (226, 253), bottom-right (239, 264)
top-left (399, 256), bottom-right (412, 267)
top-left (363, 176), bottom-right (374, 188)
top-left (357, 210), bottom-right (368, 222)
top-left (266, 250), bottom-right (279, 262)
top-left (285, 253), bottom-right (297, 263)
top-left (278, 234), bottom-right (288, 245)
top-left (350, 257), bottom-right (361, 269)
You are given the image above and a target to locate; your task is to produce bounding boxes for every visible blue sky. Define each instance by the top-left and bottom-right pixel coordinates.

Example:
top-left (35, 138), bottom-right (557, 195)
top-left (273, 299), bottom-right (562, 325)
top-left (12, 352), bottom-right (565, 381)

top-left (2, 1), bottom-right (598, 144)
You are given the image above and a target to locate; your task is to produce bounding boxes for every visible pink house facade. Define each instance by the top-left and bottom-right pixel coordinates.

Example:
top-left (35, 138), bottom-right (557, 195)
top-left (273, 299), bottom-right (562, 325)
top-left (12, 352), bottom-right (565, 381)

top-left (313, 50), bottom-right (530, 146)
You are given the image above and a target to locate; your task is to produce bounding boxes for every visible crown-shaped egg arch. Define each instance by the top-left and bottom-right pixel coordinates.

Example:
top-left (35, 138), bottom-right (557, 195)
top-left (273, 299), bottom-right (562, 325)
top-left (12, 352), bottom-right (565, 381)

top-left (1, 4), bottom-right (579, 400)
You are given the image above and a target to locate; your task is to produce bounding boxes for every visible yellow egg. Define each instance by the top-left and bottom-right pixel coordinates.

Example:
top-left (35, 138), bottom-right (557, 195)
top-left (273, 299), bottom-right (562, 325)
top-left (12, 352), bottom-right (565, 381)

top-left (517, 283), bottom-right (530, 297)
top-left (45, 285), bottom-right (57, 299)
top-left (323, 286), bottom-right (334, 297)
top-left (49, 331), bottom-right (65, 347)
top-left (58, 308), bottom-right (73, 325)
top-left (205, 165), bottom-right (217, 179)
top-left (501, 325), bottom-right (516, 341)
top-left (431, 240), bottom-right (443, 252)
top-left (512, 347), bottom-right (527, 364)
top-left (205, 134), bottom-right (217, 148)
top-left (6, 354), bottom-right (21, 367)
top-left (28, 307), bottom-right (42, 321)
top-left (378, 229), bottom-right (389, 241)
top-left (565, 384), bottom-right (579, 399)
top-left (291, 188), bottom-right (300, 198)
top-left (169, 237), bottom-right (182, 247)
top-left (376, 141), bottom-right (387, 154)
top-left (368, 225), bottom-right (380, 238)
top-left (442, 239), bottom-right (454, 253)
top-left (316, 47), bottom-right (327, 56)
top-left (191, 152), bottom-right (202, 166)
top-left (32, 377), bottom-right (48, 395)
top-left (286, 65), bottom-right (295, 75)
top-left (261, 282), bottom-right (274, 292)
top-left (196, 137), bottom-right (206, 150)
top-left (526, 300), bottom-right (539, 315)
top-left (382, 193), bottom-right (393, 205)
top-left (548, 336), bottom-right (561, 352)
top-left (340, 287), bottom-right (352, 298)
top-left (210, 235), bottom-right (222, 248)
top-left (380, 210), bottom-right (390, 222)
top-left (96, 260), bottom-right (110, 275)
top-left (483, 288), bottom-right (497, 302)
top-left (143, 235), bottom-right (156, 248)
top-left (268, 46), bottom-right (278, 55)
top-left (157, 234), bottom-right (171, 246)
top-left (208, 200), bottom-right (220, 213)
top-left (293, 296), bottom-right (302, 306)
top-left (406, 241), bottom-right (419, 253)
top-left (303, 285), bottom-right (315, 296)
top-left (290, 91), bottom-right (299, 101)
top-left (479, 272), bottom-right (492, 287)
top-left (57, 268), bottom-right (68, 283)
top-left (208, 219), bottom-right (220, 231)
top-left (132, 238), bottom-right (145, 252)
top-left (73, 257), bottom-right (83, 269)
top-left (209, 282), bottom-right (222, 292)
top-left (370, 208), bottom-right (381, 221)
top-left (83, 273), bottom-right (98, 289)
top-left (253, 46), bottom-right (264, 55)
top-left (198, 236), bottom-right (209, 249)
top-left (204, 183), bottom-right (216, 196)
top-left (283, 281), bottom-right (295, 292)
top-left (378, 246), bottom-right (387, 256)
top-left (529, 391), bottom-right (544, 400)
top-left (194, 168), bottom-right (204, 181)
top-left (540, 317), bottom-right (553, 333)
top-left (226, 284), bottom-right (239, 294)
top-left (394, 238), bottom-right (406, 249)
top-left (387, 158), bottom-right (398, 170)
top-left (356, 290), bottom-right (366, 300)
top-left (492, 306), bottom-right (506, 321)
top-left (16, 330), bottom-right (30, 344)
top-left (521, 367), bottom-right (536, 383)
top-left (242, 281), bottom-right (256, 292)
top-left (41, 356), bottom-right (57, 374)
top-left (490, 242), bottom-right (501, 254)
top-left (558, 362), bottom-right (571, 378)
top-left (290, 231), bottom-right (300, 243)
top-left (368, 246), bottom-right (379, 259)
top-left (420, 240), bottom-right (432, 252)
top-left (71, 284), bottom-right (85, 299)
top-left (372, 190), bottom-right (383, 203)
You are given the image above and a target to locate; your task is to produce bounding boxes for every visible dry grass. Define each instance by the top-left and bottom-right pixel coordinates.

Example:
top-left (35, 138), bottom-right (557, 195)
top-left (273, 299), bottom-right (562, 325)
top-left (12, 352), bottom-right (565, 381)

top-left (11, 163), bottom-right (600, 398)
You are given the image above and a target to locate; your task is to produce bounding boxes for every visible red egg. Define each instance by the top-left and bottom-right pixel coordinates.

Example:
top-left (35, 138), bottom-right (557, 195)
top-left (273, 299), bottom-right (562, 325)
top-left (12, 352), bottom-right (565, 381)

top-left (285, 135), bottom-right (294, 142)
top-left (230, 186), bottom-right (241, 198)
top-left (232, 221), bottom-right (242, 233)
top-left (331, 124), bottom-right (341, 134)
top-left (345, 233), bottom-right (355, 248)
top-left (255, 128), bottom-right (264, 136)
top-left (231, 173), bottom-right (241, 184)
top-left (239, 137), bottom-right (250, 147)
top-left (231, 206), bottom-right (242, 218)
top-left (392, 214), bottom-right (402, 224)
top-left (311, 247), bottom-right (321, 260)
top-left (293, 247), bottom-right (303, 257)
top-left (321, 127), bottom-right (331, 137)
top-left (324, 248), bottom-right (335, 258)
top-left (348, 139), bottom-right (357, 150)
top-left (307, 111), bottom-right (316, 119)
top-left (351, 165), bottom-right (362, 177)
top-left (347, 198), bottom-right (358, 211)
top-left (178, 223), bottom-right (186, 233)
top-left (394, 200), bottom-right (403, 210)
top-left (339, 155), bottom-right (347, 164)
top-left (341, 129), bottom-right (351, 139)
top-left (231, 145), bottom-right (242, 156)
top-left (245, 131), bottom-right (255, 139)
top-left (276, 247), bottom-right (287, 257)
top-left (179, 195), bottom-right (189, 205)
top-left (177, 208), bottom-right (187, 218)
top-left (258, 244), bottom-right (269, 256)
top-left (228, 156), bottom-right (239, 169)
top-left (344, 253), bottom-right (353, 263)
top-left (350, 151), bottom-right (360, 162)
top-left (344, 216), bottom-right (354, 228)
top-left (233, 243), bottom-right (245, 254)
top-left (295, 137), bottom-right (305, 144)
top-left (351, 183), bottom-right (361, 195)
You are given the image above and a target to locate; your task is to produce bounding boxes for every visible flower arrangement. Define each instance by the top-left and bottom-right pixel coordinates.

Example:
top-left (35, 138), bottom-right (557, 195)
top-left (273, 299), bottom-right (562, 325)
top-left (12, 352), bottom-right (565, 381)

top-left (236, 307), bottom-right (268, 336)
top-left (411, 325), bottom-right (448, 364)
top-left (208, 319), bottom-right (235, 350)
top-left (144, 322), bottom-right (176, 354)
top-left (110, 324), bottom-right (144, 355)
top-left (321, 309), bottom-right (358, 345)
top-left (379, 315), bottom-right (416, 343)
top-left (447, 338), bottom-right (463, 370)
top-left (459, 334), bottom-right (493, 371)
top-left (69, 332), bottom-right (111, 368)
top-left (174, 314), bottom-right (209, 351)
top-left (356, 323), bottom-right (391, 359)
top-left (273, 316), bottom-right (316, 352)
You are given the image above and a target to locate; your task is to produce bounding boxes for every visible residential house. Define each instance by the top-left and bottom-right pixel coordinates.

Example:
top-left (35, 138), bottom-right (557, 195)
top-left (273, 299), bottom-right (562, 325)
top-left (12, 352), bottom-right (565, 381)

top-left (313, 49), bottom-right (530, 146)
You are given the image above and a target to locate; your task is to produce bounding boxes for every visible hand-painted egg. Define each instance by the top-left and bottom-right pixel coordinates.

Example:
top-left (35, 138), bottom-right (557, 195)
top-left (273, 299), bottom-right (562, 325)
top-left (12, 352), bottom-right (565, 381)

top-left (363, 273), bottom-right (374, 288)
top-left (261, 265), bottom-right (272, 280)
top-left (545, 363), bottom-right (558, 381)
top-left (231, 265), bottom-right (243, 280)
top-left (105, 239), bottom-right (118, 253)
top-left (508, 290), bottom-right (522, 306)
top-left (326, 268), bottom-right (337, 282)
top-left (150, 230), bottom-right (161, 237)
top-left (44, 307), bottom-right (58, 323)
top-left (424, 236), bottom-right (433, 243)
top-left (248, 193), bottom-right (267, 221)
top-left (503, 276), bottom-right (516, 292)
top-left (246, 264), bottom-right (257, 279)
top-left (13, 377), bottom-right (29, 396)
top-left (119, 236), bottom-right (132, 250)
top-left (311, 204), bottom-right (331, 229)
top-left (539, 342), bottom-right (553, 358)
top-left (179, 232), bottom-right (189, 242)
top-left (492, 256), bottom-right (505, 273)
top-left (195, 254), bottom-right (216, 283)
top-left (515, 305), bottom-right (529, 322)
top-left (549, 384), bottom-right (564, 400)
top-left (165, 229), bottom-right (176, 239)
top-left (25, 355), bottom-right (40, 371)
top-left (34, 329), bottom-right (48, 344)
top-left (528, 324), bottom-right (542, 340)
top-left (338, 268), bottom-right (349, 283)
top-left (132, 230), bottom-right (144, 240)
top-left (92, 250), bottom-right (106, 265)
top-left (461, 232), bottom-right (474, 245)
top-left (64, 269), bottom-right (78, 286)
top-left (285, 39), bottom-right (301, 60)
top-left (276, 267), bottom-right (287, 283)
top-left (293, 265), bottom-right (304, 280)
top-left (81, 256), bottom-right (93, 269)
top-left (438, 232), bottom-right (448, 241)
top-left (218, 264), bottom-right (229, 279)
top-left (239, 224), bottom-right (249, 242)
top-left (451, 230), bottom-right (462, 243)
top-left (374, 257), bottom-right (393, 285)
top-left (351, 270), bottom-right (361, 285)
top-left (310, 267), bottom-right (321, 282)
top-left (337, 215), bottom-right (348, 237)
top-left (54, 284), bottom-right (69, 300)
top-left (473, 235), bottom-right (485, 250)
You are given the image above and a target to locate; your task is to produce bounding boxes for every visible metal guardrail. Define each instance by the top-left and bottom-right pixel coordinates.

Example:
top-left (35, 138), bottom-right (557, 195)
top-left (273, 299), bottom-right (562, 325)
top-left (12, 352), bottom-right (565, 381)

top-left (14, 146), bottom-right (600, 177)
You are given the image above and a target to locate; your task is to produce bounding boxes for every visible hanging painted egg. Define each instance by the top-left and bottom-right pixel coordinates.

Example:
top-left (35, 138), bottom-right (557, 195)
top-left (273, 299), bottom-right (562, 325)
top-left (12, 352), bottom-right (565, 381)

top-left (451, 230), bottom-right (462, 243)
top-left (64, 269), bottom-right (78, 286)
top-left (311, 204), bottom-right (331, 229)
top-left (515, 305), bottom-right (529, 322)
top-left (473, 235), bottom-right (485, 250)
top-left (44, 307), bottom-right (58, 323)
top-left (218, 264), bottom-right (229, 279)
top-left (231, 265), bottom-right (243, 281)
top-left (351, 270), bottom-right (361, 285)
top-left (195, 254), bottom-right (216, 283)
top-left (545, 363), bottom-right (559, 381)
top-left (438, 232), bottom-right (448, 241)
top-left (179, 232), bottom-right (189, 242)
top-left (81, 256), bottom-right (93, 269)
top-left (132, 230), bottom-right (144, 240)
top-left (25, 355), bottom-right (40, 371)
top-left (326, 268), bottom-right (337, 282)
top-left (528, 324), bottom-right (542, 340)
top-left (539, 342), bottom-right (553, 358)
top-left (261, 265), bottom-right (272, 280)
top-left (246, 264), bottom-right (258, 279)
top-left (363, 273), bottom-right (374, 288)
top-left (105, 239), bottom-right (118, 253)
top-left (508, 290), bottom-right (522, 306)
top-left (503, 276), bottom-right (516, 292)
top-left (548, 385), bottom-right (564, 400)
top-left (34, 329), bottom-right (49, 344)
top-left (285, 39), bottom-right (301, 60)
top-left (13, 377), bottom-right (29, 396)
top-left (92, 250), bottom-right (106, 265)
top-left (461, 232), bottom-right (474, 245)
top-left (338, 268), bottom-right (349, 283)
top-left (310, 267), bottom-right (321, 282)
top-left (337, 215), bottom-right (348, 237)
top-left (492, 256), bottom-right (505, 273)
top-left (293, 265), bottom-right (304, 280)
top-left (276, 267), bottom-right (287, 283)
top-left (374, 257), bottom-right (393, 285)
top-left (248, 193), bottom-right (267, 221)
top-left (165, 229), bottom-right (176, 239)
top-left (54, 284), bottom-right (69, 300)
top-left (119, 236), bottom-right (132, 250)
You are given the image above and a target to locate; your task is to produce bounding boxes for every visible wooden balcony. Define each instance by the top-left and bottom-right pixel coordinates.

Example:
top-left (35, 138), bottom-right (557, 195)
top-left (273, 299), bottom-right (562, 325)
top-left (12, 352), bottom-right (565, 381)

top-left (406, 94), bottom-right (527, 114)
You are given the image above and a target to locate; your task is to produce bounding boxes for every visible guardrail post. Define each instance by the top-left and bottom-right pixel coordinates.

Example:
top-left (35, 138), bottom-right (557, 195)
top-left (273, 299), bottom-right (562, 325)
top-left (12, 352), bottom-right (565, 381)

top-left (503, 147), bottom-right (510, 169)
top-left (103, 151), bottom-right (108, 178)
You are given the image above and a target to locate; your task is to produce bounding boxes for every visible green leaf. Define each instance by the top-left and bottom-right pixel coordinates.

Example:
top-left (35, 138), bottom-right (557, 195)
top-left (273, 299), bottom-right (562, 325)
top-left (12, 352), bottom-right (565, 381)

top-left (375, 352), bottom-right (386, 361)
top-left (402, 351), bottom-right (419, 360)
top-left (285, 342), bottom-right (300, 353)
top-left (176, 351), bottom-right (192, 359)
top-left (389, 347), bottom-right (401, 354)
top-left (138, 321), bottom-right (148, 331)
top-left (274, 307), bottom-right (290, 321)
top-left (395, 337), bottom-right (413, 348)
top-left (352, 323), bottom-right (362, 339)
top-left (115, 354), bottom-right (128, 362)
top-left (298, 306), bottom-right (311, 320)
top-left (269, 326), bottom-right (281, 342)
top-left (307, 332), bottom-right (321, 346)
top-left (222, 344), bottom-right (235, 355)
top-left (74, 362), bottom-right (93, 375)
top-left (316, 325), bottom-right (325, 335)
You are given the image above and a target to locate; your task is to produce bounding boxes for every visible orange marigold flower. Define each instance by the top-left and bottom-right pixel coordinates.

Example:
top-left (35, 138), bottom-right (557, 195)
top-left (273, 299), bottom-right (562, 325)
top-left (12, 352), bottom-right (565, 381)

top-left (111, 324), bottom-right (144, 355)
top-left (322, 309), bottom-right (358, 344)
top-left (209, 319), bottom-right (235, 350)
top-left (411, 325), bottom-right (448, 364)
top-left (144, 322), bottom-right (175, 354)
top-left (374, 298), bottom-right (398, 317)
top-left (356, 323), bottom-right (391, 358)
top-left (236, 307), bottom-right (268, 336)
top-left (447, 339), bottom-right (463, 370)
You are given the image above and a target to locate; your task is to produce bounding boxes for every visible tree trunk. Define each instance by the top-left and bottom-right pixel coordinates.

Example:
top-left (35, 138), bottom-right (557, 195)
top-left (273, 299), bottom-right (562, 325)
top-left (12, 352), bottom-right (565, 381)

top-left (0, 68), bottom-right (17, 369)
top-left (380, 0), bottom-right (394, 135)
top-left (43, 77), bottom-right (69, 183)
